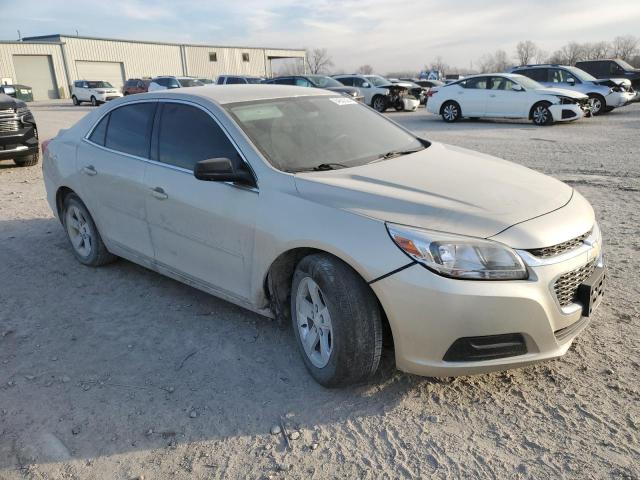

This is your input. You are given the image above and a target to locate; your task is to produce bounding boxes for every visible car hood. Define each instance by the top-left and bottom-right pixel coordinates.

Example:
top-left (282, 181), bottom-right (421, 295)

top-left (533, 87), bottom-right (588, 99)
top-left (0, 93), bottom-right (21, 110)
top-left (293, 142), bottom-right (573, 241)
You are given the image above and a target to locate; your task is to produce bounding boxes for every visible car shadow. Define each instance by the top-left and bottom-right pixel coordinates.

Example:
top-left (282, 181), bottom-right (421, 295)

top-left (1, 216), bottom-right (472, 469)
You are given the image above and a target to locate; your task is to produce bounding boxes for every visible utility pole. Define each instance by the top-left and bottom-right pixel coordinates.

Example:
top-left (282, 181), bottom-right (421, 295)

top-left (17, 30), bottom-right (21, 41)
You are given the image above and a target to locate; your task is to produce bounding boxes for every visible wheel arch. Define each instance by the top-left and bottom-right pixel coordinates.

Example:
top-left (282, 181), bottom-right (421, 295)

top-left (264, 247), bottom-right (394, 349)
top-left (55, 186), bottom-right (76, 220)
top-left (440, 99), bottom-right (460, 115)
top-left (528, 100), bottom-right (552, 120)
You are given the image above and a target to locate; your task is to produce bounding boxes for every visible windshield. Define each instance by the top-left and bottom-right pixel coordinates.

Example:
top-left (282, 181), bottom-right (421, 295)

top-left (307, 75), bottom-right (344, 88)
top-left (226, 96), bottom-right (425, 173)
top-left (512, 75), bottom-right (543, 89)
top-left (178, 78), bottom-right (204, 87)
top-left (565, 66), bottom-right (596, 82)
top-left (246, 77), bottom-right (264, 84)
top-left (363, 75), bottom-right (391, 87)
top-left (87, 81), bottom-right (113, 88)
top-left (616, 59), bottom-right (635, 70)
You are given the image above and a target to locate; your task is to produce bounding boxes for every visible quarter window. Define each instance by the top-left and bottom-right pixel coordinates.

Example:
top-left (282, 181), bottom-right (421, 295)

top-left (104, 103), bottom-right (156, 158)
top-left (89, 114), bottom-right (109, 146)
top-left (157, 103), bottom-right (242, 171)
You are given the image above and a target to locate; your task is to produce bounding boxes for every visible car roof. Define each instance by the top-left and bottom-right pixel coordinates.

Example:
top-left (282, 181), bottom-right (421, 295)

top-left (150, 84), bottom-right (333, 104)
top-left (458, 73), bottom-right (523, 79)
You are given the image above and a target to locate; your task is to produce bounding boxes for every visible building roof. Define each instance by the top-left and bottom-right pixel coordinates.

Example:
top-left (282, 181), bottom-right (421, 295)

top-left (150, 84), bottom-right (332, 105)
top-left (22, 33), bottom-right (305, 54)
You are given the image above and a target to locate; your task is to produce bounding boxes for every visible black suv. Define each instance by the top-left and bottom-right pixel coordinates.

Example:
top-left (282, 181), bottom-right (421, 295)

top-left (0, 93), bottom-right (39, 167)
top-left (576, 59), bottom-right (640, 90)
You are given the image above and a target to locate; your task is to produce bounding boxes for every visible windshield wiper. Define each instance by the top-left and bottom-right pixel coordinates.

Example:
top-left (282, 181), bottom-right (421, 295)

top-left (369, 147), bottom-right (425, 163)
top-left (311, 163), bottom-right (349, 171)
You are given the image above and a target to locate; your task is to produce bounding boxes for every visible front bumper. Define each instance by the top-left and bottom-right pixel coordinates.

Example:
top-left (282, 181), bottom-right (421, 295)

top-left (371, 235), bottom-right (604, 377)
top-left (606, 91), bottom-right (636, 108)
top-left (0, 121), bottom-right (38, 160)
top-left (549, 104), bottom-right (584, 122)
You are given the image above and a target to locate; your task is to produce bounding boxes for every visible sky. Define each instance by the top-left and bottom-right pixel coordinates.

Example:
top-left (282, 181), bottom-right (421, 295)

top-left (2, 0), bottom-right (640, 73)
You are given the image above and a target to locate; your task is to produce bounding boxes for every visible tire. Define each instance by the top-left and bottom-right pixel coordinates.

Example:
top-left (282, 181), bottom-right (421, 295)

top-left (72, 95), bottom-right (79, 106)
top-left (291, 253), bottom-right (382, 387)
top-left (90, 96), bottom-right (97, 107)
top-left (62, 193), bottom-right (116, 267)
top-left (441, 101), bottom-right (461, 122)
top-left (587, 94), bottom-right (606, 115)
top-left (531, 102), bottom-right (553, 126)
top-left (13, 151), bottom-right (39, 167)
top-left (394, 100), bottom-right (404, 111)
top-left (371, 95), bottom-right (387, 112)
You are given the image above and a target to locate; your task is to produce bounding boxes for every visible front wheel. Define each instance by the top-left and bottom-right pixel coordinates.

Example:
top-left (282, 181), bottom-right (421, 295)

top-left (90, 96), bottom-right (97, 107)
top-left (441, 101), bottom-right (461, 122)
top-left (291, 254), bottom-right (382, 387)
top-left (371, 95), bottom-right (387, 112)
top-left (72, 95), bottom-right (79, 106)
top-left (62, 194), bottom-right (116, 266)
top-left (13, 151), bottom-right (39, 167)
top-left (588, 94), bottom-right (606, 115)
top-left (531, 102), bottom-right (553, 126)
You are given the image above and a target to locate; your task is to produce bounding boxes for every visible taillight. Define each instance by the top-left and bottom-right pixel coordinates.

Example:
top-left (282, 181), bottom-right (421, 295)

top-left (41, 139), bottom-right (52, 155)
top-left (427, 89), bottom-right (437, 97)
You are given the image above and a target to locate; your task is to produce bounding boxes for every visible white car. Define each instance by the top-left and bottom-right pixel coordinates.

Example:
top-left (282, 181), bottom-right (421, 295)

top-left (427, 73), bottom-right (590, 125)
top-left (332, 74), bottom-right (393, 112)
top-left (147, 76), bottom-right (205, 92)
top-left (42, 86), bottom-right (604, 387)
top-left (72, 80), bottom-right (122, 106)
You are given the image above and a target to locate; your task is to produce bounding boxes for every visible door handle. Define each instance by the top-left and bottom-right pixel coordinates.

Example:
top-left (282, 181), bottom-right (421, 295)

top-left (82, 165), bottom-right (97, 176)
top-left (489, 94), bottom-right (496, 97)
top-left (150, 186), bottom-right (168, 200)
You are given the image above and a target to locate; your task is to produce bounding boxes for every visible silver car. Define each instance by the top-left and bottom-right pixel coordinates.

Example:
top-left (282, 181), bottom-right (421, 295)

top-left (43, 86), bottom-right (606, 387)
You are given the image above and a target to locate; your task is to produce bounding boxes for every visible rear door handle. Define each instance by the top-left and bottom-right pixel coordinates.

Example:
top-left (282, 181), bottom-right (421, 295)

top-left (82, 165), bottom-right (97, 176)
top-left (489, 94), bottom-right (496, 98)
top-left (150, 186), bottom-right (168, 200)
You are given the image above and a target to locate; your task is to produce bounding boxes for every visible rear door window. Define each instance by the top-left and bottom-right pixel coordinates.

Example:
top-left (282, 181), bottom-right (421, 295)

top-left (462, 77), bottom-right (488, 89)
top-left (227, 77), bottom-right (247, 84)
top-left (89, 114), bottom-right (110, 146)
top-left (337, 77), bottom-right (354, 86)
top-left (105, 103), bottom-right (157, 158)
top-left (156, 103), bottom-right (242, 171)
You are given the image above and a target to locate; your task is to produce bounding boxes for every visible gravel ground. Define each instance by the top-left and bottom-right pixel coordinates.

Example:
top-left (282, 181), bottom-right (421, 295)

top-left (1, 101), bottom-right (638, 480)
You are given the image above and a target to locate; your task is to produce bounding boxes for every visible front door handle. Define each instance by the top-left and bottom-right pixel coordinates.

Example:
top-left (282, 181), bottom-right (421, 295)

top-left (82, 165), bottom-right (97, 176)
top-left (150, 186), bottom-right (168, 200)
top-left (489, 94), bottom-right (496, 97)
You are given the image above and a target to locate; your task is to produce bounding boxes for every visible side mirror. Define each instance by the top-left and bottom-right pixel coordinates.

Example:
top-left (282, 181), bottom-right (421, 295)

top-left (567, 77), bottom-right (575, 84)
top-left (511, 84), bottom-right (524, 91)
top-left (362, 82), bottom-right (370, 88)
top-left (194, 158), bottom-right (255, 186)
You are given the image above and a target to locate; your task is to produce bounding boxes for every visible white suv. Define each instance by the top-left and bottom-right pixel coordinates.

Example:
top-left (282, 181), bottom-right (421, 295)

top-left (332, 74), bottom-right (392, 111)
top-left (72, 81), bottom-right (122, 106)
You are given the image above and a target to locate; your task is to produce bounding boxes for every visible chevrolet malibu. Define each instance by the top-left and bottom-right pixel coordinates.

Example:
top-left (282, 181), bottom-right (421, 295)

top-left (42, 86), bottom-right (606, 387)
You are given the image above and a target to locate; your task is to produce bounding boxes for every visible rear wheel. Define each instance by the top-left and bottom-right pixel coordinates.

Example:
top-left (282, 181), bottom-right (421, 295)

top-left (588, 94), bottom-right (606, 115)
top-left (372, 95), bottom-right (387, 112)
top-left (90, 96), bottom-right (97, 107)
top-left (531, 102), bottom-right (553, 126)
top-left (13, 151), bottom-right (39, 167)
top-left (62, 194), bottom-right (116, 267)
top-left (72, 95), bottom-right (79, 106)
top-left (441, 101), bottom-right (461, 122)
top-left (291, 253), bottom-right (382, 387)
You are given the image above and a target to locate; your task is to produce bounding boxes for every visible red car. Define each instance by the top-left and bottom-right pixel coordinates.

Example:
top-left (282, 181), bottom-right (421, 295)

top-left (122, 78), bottom-right (150, 95)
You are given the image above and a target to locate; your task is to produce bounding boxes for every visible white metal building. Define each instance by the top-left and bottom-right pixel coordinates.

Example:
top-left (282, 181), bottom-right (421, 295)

top-left (0, 34), bottom-right (306, 100)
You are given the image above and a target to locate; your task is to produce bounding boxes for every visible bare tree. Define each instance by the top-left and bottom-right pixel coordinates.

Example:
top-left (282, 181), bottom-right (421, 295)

top-left (515, 40), bottom-right (538, 65)
top-left (582, 41), bottom-right (611, 60)
top-left (306, 48), bottom-right (334, 74)
top-left (549, 42), bottom-right (585, 65)
top-left (427, 56), bottom-right (448, 75)
top-left (535, 49), bottom-right (549, 63)
top-left (611, 35), bottom-right (639, 62)
top-left (477, 49), bottom-right (510, 73)
top-left (356, 64), bottom-right (374, 74)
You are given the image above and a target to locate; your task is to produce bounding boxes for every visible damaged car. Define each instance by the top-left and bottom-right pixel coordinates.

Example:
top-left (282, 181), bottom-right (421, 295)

top-left (0, 93), bottom-right (39, 167)
top-left (427, 73), bottom-right (591, 125)
top-left (510, 65), bottom-right (635, 114)
top-left (333, 74), bottom-right (419, 112)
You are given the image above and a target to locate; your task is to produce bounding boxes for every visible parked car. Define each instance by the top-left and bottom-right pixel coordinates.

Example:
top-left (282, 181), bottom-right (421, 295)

top-left (0, 93), bottom-right (39, 166)
top-left (388, 78), bottom-right (427, 104)
top-left (72, 80), bottom-right (123, 106)
top-left (0, 84), bottom-right (17, 97)
top-left (197, 78), bottom-right (215, 85)
top-left (217, 75), bottom-right (265, 85)
top-left (333, 74), bottom-right (419, 112)
top-left (427, 73), bottom-right (590, 125)
top-left (42, 85), bottom-right (605, 386)
top-left (122, 78), bottom-right (151, 96)
top-left (263, 75), bottom-right (363, 101)
top-left (510, 64), bottom-right (635, 115)
top-left (148, 76), bottom-right (205, 92)
top-left (404, 79), bottom-right (445, 89)
top-left (575, 59), bottom-right (640, 92)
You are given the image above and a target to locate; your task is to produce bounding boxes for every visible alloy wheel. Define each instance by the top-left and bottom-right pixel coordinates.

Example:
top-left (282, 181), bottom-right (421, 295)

top-left (295, 277), bottom-right (334, 368)
top-left (533, 105), bottom-right (549, 125)
top-left (590, 97), bottom-right (602, 115)
top-left (66, 206), bottom-right (93, 257)
top-left (443, 103), bottom-right (458, 121)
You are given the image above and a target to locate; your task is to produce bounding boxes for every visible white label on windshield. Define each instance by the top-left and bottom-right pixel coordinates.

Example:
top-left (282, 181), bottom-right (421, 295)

top-left (330, 97), bottom-right (357, 106)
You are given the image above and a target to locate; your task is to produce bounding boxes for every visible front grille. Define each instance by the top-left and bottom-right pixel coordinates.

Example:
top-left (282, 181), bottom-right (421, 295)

top-left (0, 107), bottom-right (15, 116)
top-left (0, 120), bottom-right (20, 132)
top-left (562, 110), bottom-right (577, 119)
top-left (554, 260), bottom-right (596, 307)
top-left (527, 229), bottom-right (591, 258)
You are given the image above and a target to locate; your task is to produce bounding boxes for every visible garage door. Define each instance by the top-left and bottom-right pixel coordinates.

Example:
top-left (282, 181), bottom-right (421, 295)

top-left (13, 55), bottom-right (59, 100)
top-left (76, 61), bottom-right (125, 91)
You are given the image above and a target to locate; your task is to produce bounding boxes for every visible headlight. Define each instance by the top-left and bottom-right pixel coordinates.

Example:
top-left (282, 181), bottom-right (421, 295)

top-left (386, 223), bottom-right (528, 280)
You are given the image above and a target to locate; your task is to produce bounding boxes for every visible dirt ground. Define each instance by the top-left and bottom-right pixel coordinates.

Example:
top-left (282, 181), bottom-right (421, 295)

top-left (1, 101), bottom-right (638, 480)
